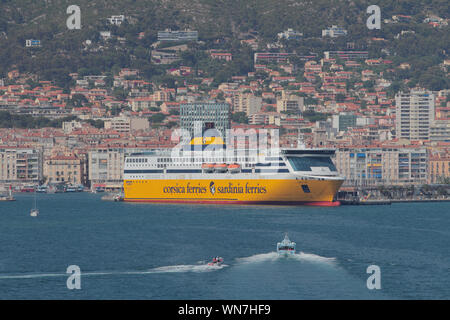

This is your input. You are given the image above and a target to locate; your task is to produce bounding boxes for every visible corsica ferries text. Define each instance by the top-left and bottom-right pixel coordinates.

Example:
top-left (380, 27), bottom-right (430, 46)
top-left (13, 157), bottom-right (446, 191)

top-left (162, 182), bottom-right (267, 195)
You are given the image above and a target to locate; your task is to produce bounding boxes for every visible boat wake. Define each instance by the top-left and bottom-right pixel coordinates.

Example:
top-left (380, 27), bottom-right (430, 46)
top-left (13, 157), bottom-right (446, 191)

top-left (0, 273), bottom-right (65, 280)
top-left (0, 263), bottom-right (228, 280)
top-left (0, 253), bottom-right (333, 280)
top-left (143, 263), bottom-right (228, 274)
top-left (236, 251), bottom-right (336, 265)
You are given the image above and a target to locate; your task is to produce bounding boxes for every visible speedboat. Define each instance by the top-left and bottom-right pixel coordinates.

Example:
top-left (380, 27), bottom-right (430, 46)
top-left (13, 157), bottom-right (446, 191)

top-left (207, 257), bottom-right (224, 266)
top-left (113, 193), bottom-right (124, 202)
top-left (277, 233), bottom-right (296, 255)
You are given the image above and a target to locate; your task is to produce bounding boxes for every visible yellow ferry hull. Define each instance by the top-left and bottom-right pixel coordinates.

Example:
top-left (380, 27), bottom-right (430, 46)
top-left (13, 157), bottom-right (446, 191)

top-left (123, 178), bottom-right (343, 206)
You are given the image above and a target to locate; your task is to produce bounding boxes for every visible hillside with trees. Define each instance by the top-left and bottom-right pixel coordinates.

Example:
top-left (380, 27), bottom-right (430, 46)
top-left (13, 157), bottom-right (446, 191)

top-left (0, 0), bottom-right (448, 90)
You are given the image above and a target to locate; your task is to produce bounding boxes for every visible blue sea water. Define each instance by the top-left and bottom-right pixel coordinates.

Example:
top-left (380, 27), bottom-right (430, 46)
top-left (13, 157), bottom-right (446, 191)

top-left (0, 193), bottom-right (449, 299)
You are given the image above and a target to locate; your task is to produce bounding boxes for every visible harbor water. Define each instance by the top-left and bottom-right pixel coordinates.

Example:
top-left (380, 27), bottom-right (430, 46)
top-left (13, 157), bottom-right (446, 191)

top-left (0, 193), bottom-right (449, 299)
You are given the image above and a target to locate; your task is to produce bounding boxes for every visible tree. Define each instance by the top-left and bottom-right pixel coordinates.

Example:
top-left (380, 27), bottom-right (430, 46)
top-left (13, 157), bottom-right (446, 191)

top-left (69, 94), bottom-right (89, 108)
top-left (149, 113), bottom-right (166, 123)
top-left (231, 112), bottom-right (248, 124)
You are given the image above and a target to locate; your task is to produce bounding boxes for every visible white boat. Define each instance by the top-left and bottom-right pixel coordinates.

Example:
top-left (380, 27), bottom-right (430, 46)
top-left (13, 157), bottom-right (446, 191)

top-left (36, 185), bottom-right (48, 193)
top-left (277, 233), bottom-right (296, 255)
top-left (30, 190), bottom-right (39, 217)
top-left (65, 185), bottom-right (77, 192)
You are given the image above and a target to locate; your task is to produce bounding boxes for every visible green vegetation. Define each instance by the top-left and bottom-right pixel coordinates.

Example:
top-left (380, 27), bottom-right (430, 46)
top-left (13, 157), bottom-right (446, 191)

top-left (231, 112), bottom-right (249, 124)
top-left (302, 111), bottom-right (330, 122)
top-left (86, 119), bottom-right (105, 129)
top-left (0, 0), bottom-right (446, 91)
top-left (149, 113), bottom-right (167, 123)
top-left (0, 111), bottom-right (78, 129)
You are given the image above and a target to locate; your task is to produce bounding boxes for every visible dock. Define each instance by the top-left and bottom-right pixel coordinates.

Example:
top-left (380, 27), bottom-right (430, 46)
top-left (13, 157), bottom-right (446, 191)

top-left (0, 196), bottom-right (16, 201)
top-left (340, 199), bottom-right (391, 205)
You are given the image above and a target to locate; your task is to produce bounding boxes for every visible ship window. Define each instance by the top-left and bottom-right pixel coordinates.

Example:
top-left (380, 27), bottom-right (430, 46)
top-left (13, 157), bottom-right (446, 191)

top-left (287, 156), bottom-right (336, 172)
top-left (301, 185), bottom-right (311, 193)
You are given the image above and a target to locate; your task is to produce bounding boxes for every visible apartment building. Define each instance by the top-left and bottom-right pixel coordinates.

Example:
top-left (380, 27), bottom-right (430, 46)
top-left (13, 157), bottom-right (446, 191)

top-left (88, 147), bottom-right (151, 189)
top-left (44, 154), bottom-right (83, 184)
top-left (324, 51), bottom-right (369, 60)
top-left (157, 29), bottom-right (198, 42)
top-left (322, 26), bottom-right (348, 37)
top-left (104, 117), bottom-right (150, 133)
top-left (88, 147), bottom-right (126, 190)
top-left (236, 93), bottom-right (262, 116)
top-left (428, 154), bottom-right (450, 184)
top-left (335, 146), bottom-right (428, 186)
top-left (396, 90), bottom-right (435, 140)
top-left (0, 147), bottom-right (43, 183)
top-left (276, 91), bottom-right (304, 114)
top-left (430, 120), bottom-right (450, 142)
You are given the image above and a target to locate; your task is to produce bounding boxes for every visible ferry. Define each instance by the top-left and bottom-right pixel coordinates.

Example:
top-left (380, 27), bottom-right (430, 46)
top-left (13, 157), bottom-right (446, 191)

top-left (123, 137), bottom-right (344, 206)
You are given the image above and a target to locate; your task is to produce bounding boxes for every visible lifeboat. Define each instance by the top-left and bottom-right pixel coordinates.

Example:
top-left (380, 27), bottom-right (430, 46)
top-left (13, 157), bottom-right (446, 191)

top-left (202, 163), bottom-right (215, 173)
top-left (227, 163), bottom-right (241, 173)
top-left (214, 163), bottom-right (228, 173)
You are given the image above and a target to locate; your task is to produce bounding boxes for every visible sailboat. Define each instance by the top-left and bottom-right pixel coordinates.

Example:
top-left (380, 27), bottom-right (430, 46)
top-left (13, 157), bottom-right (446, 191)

top-left (30, 187), bottom-right (39, 217)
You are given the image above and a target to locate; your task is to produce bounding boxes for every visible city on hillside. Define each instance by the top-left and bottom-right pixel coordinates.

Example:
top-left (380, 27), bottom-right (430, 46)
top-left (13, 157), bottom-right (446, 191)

top-left (0, 1), bottom-right (449, 197)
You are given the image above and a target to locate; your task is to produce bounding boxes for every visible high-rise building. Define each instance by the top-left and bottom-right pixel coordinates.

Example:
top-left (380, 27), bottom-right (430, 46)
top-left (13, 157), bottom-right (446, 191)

top-left (237, 93), bottom-right (262, 116)
top-left (396, 90), bottom-right (435, 141)
top-left (332, 113), bottom-right (357, 132)
top-left (180, 102), bottom-right (230, 138)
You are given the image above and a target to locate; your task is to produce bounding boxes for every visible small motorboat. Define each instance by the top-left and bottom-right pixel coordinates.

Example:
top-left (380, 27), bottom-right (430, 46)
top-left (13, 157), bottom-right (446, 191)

top-left (277, 233), bottom-right (296, 255)
top-left (113, 193), bottom-right (124, 202)
top-left (208, 257), bottom-right (224, 266)
top-left (30, 190), bottom-right (39, 217)
top-left (30, 209), bottom-right (39, 217)
top-left (65, 185), bottom-right (77, 192)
